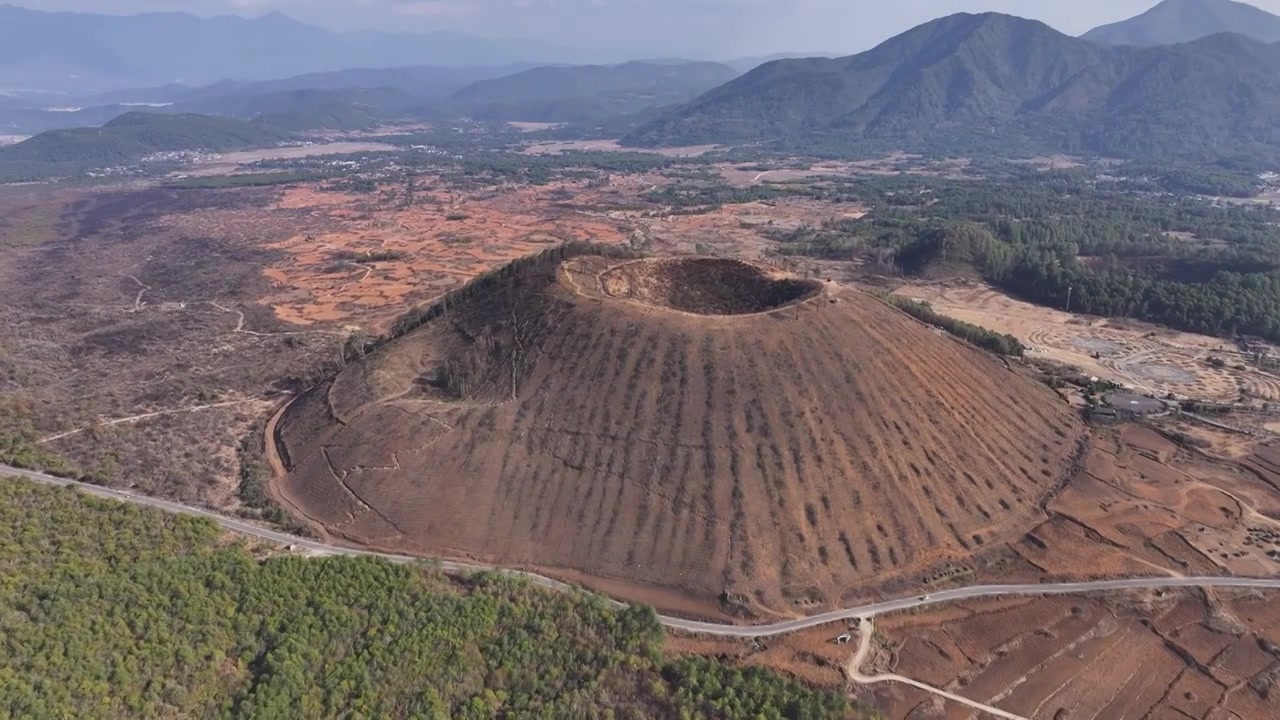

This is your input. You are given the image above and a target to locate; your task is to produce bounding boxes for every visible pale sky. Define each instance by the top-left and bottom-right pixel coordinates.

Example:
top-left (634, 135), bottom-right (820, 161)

top-left (10, 0), bottom-right (1280, 57)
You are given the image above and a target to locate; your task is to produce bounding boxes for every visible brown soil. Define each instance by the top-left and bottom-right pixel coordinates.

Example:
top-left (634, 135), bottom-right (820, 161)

top-left (256, 183), bottom-right (628, 330)
top-left (895, 281), bottom-right (1280, 403)
top-left (599, 258), bottom-right (821, 315)
top-left (0, 184), bottom-right (331, 507)
top-left (1014, 424), bottom-right (1280, 582)
top-left (273, 251), bottom-right (1086, 618)
top-left (867, 590), bottom-right (1280, 720)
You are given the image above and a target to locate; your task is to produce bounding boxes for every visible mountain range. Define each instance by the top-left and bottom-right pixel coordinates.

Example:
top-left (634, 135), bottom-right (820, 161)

top-left (627, 12), bottom-right (1280, 161)
top-left (0, 4), bottom-right (633, 93)
top-left (1082, 0), bottom-right (1280, 46)
top-left (0, 60), bottom-right (742, 136)
top-left (9, 1), bottom-right (1280, 165)
top-left (88, 64), bottom-right (541, 107)
top-left (442, 61), bottom-right (741, 124)
top-left (0, 112), bottom-right (284, 177)
top-left (0, 4), bottom-right (820, 96)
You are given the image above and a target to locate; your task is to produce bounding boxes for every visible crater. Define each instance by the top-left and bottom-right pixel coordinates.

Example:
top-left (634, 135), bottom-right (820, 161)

top-left (598, 257), bottom-right (820, 316)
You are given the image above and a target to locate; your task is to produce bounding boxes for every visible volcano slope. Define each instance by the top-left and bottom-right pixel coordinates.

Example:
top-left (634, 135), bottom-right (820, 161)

top-left (274, 248), bottom-right (1086, 617)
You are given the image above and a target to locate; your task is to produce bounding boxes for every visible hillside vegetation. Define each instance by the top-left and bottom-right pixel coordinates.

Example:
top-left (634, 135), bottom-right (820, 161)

top-left (743, 169), bottom-right (1280, 342)
top-left (445, 61), bottom-right (740, 123)
top-left (95, 64), bottom-right (537, 106)
top-left (626, 12), bottom-right (1280, 161)
top-left (0, 112), bottom-right (284, 169)
top-left (0, 476), bottom-right (862, 719)
top-left (178, 88), bottom-right (419, 131)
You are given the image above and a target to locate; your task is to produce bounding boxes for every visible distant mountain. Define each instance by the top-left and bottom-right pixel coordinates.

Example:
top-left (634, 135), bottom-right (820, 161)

top-left (172, 88), bottom-right (421, 132)
top-left (0, 103), bottom-right (136, 136)
top-left (0, 4), bottom-right (632, 93)
top-left (723, 53), bottom-right (833, 73)
top-left (444, 61), bottom-right (740, 123)
top-left (626, 13), bottom-right (1280, 161)
top-left (1082, 0), bottom-right (1280, 46)
top-left (0, 112), bottom-right (284, 168)
top-left (0, 88), bottom-right (421, 137)
top-left (0, 62), bottom-right (548, 136)
top-left (88, 64), bottom-right (539, 107)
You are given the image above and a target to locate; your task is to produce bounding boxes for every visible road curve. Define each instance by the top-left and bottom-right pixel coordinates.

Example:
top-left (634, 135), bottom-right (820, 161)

top-left (847, 617), bottom-right (1029, 720)
top-left (5, 463), bottom-right (1280, 639)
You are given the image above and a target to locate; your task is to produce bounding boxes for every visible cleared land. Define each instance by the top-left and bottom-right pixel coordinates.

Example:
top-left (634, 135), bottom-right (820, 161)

top-left (896, 281), bottom-right (1280, 403)
top-left (274, 251), bottom-right (1086, 619)
top-left (179, 142), bottom-right (396, 176)
top-left (254, 183), bottom-right (627, 328)
top-left (0, 184), bottom-right (323, 507)
top-left (864, 590), bottom-right (1280, 720)
top-left (1024, 424), bottom-right (1280, 581)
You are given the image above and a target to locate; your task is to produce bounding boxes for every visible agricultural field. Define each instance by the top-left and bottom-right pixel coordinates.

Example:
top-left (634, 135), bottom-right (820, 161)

top-left (896, 282), bottom-right (1280, 404)
top-left (249, 182), bottom-right (628, 328)
top-left (864, 590), bottom-right (1280, 720)
top-left (1022, 424), bottom-right (1280, 580)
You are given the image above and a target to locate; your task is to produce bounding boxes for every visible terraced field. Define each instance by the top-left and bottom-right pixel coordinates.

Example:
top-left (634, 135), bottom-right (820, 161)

top-left (273, 250), bottom-right (1086, 618)
top-left (869, 591), bottom-right (1280, 720)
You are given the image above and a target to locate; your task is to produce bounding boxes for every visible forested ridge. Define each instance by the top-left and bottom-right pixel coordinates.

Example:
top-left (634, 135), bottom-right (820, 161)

top-left (904, 179), bottom-right (1280, 340)
top-left (0, 477), bottom-right (864, 720)
top-left (626, 12), bottom-right (1280, 164)
top-left (444, 61), bottom-right (740, 124)
top-left (1, 112), bottom-right (285, 165)
top-left (743, 169), bottom-right (1280, 342)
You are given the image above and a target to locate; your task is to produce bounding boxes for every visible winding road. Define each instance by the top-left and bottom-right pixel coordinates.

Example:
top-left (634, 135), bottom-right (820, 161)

top-left (847, 617), bottom-right (1030, 720)
top-left (4, 462), bottom-right (1280, 639)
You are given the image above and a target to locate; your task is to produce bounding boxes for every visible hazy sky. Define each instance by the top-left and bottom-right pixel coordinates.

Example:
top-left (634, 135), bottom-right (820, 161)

top-left (11, 0), bottom-right (1280, 56)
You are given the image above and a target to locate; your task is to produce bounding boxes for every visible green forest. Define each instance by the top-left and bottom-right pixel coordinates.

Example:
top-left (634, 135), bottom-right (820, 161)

top-left (883, 295), bottom-right (1024, 357)
top-left (0, 477), bottom-right (865, 720)
top-left (731, 169), bottom-right (1280, 343)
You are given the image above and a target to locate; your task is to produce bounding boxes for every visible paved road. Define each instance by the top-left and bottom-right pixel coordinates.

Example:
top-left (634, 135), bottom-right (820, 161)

top-left (5, 463), bottom-right (1280, 639)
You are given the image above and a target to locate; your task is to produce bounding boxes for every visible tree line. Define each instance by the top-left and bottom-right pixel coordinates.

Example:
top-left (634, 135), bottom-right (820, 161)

top-left (0, 477), bottom-right (871, 719)
top-left (765, 171), bottom-right (1280, 342)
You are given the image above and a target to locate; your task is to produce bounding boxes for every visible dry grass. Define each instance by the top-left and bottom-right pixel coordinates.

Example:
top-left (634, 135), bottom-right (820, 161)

top-left (0, 184), bottom-right (342, 509)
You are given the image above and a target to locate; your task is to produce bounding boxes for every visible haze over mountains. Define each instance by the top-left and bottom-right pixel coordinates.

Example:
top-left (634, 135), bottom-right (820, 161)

top-left (0, 112), bottom-right (283, 168)
top-left (0, 3), bottom-right (631, 93)
top-left (628, 11), bottom-right (1280, 161)
top-left (1082, 0), bottom-right (1280, 46)
top-left (0, 59), bottom-right (741, 137)
top-left (443, 62), bottom-right (741, 124)
top-left (0, 4), bottom-right (822, 97)
top-left (7, 1), bottom-right (1280, 166)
